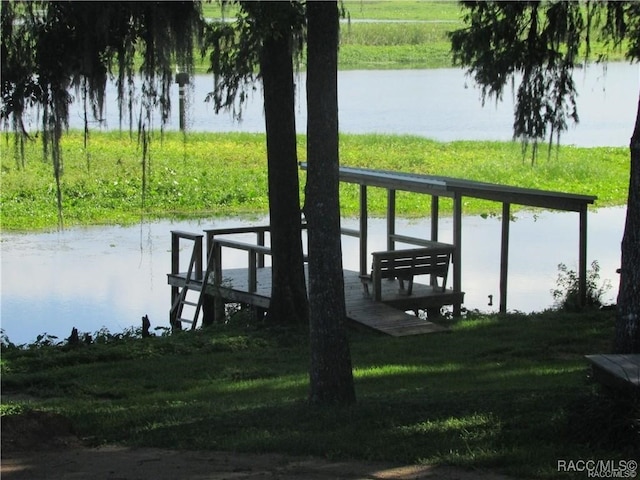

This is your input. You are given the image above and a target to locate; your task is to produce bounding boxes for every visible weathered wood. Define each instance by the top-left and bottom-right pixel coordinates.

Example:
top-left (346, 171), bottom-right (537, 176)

top-left (431, 195), bottom-right (439, 242)
top-left (586, 354), bottom-right (640, 392)
top-left (500, 202), bottom-right (510, 313)
top-left (169, 231), bottom-right (204, 330)
top-left (579, 205), bottom-right (588, 310)
top-left (298, 163), bottom-right (597, 311)
top-left (365, 246), bottom-right (453, 301)
top-left (360, 184), bottom-right (368, 276)
top-left (323, 165), bottom-right (597, 211)
top-left (387, 189), bottom-right (396, 252)
top-left (168, 268), bottom-right (457, 336)
top-left (453, 194), bottom-right (463, 316)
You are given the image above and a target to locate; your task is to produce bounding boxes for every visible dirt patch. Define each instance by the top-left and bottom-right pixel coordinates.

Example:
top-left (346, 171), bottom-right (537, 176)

top-left (1, 410), bottom-right (81, 452)
top-left (1, 411), bottom-right (515, 480)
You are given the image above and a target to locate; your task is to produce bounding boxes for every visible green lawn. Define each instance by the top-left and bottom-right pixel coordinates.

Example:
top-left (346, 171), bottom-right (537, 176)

top-left (1, 309), bottom-right (637, 478)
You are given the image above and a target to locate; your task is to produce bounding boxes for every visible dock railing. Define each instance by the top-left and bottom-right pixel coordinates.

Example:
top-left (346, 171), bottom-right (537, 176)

top-left (203, 223), bottom-right (309, 292)
top-left (204, 225), bottom-right (271, 270)
top-left (170, 231), bottom-right (204, 325)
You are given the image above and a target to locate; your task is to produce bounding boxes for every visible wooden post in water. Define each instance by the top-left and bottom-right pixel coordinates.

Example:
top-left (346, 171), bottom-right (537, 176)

top-left (171, 232), bottom-right (180, 323)
top-left (213, 242), bottom-right (225, 322)
top-left (431, 195), bottom-right (439, 242)
top-left (453, 194), bottom-right (463, 316)
top-left (499, 202), bottom-right (511, 313)
top-left (257, 230), bottom-right (265, 268)
top-left (387, 189), bottom-right (396, 251)
top-left (359, 184), bottom-right (368, 276)
top-left (579, 205), bottom-right (588, 306)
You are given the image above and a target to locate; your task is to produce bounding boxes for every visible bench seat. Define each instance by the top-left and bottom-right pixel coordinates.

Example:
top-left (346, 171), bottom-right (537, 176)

top-left (360, 245), bottom-right (453, 302)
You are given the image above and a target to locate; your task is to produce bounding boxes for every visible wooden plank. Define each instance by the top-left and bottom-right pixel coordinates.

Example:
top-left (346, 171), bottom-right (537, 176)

top-left (586, 354), bottom-right (640, 392)
top-left (169, 268), bottom-right (453, 336)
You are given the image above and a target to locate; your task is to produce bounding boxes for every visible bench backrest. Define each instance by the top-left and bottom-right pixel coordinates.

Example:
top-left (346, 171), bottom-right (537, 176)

top-left (372, 247), bottom-right (451, 280)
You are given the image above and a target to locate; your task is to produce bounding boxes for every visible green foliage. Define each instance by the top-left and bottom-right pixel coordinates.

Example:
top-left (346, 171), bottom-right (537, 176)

top-left (200, 2), bottom-right (626, 72)
top-left (3, 310), bottom-right (635, 477)
top-left (1, 1), bottom-right (203, 227)
top-left (0, 131), bottom-right (628, 231)
top-left (551, 261), bottom-right (613, 312)
top-left (450, 1), bottom-right (638, 159)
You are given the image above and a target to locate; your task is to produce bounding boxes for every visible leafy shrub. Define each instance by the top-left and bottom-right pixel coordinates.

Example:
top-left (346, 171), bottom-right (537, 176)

top-left (551, 260), bottom-right (612, 312)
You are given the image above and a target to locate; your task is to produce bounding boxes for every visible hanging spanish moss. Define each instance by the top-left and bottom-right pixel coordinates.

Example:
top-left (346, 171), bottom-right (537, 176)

top-left (1, 1), bottom-right (203, 228)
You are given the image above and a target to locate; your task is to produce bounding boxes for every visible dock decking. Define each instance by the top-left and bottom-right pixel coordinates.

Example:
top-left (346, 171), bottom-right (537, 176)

top-left (585, 354), bottom-right (640, 392)
top-left (168, 268), bottom-right (460, 336)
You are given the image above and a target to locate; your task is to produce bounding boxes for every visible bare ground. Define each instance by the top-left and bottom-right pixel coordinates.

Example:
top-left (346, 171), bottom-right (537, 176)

top-left (1, 410), bottom-right (516, 480)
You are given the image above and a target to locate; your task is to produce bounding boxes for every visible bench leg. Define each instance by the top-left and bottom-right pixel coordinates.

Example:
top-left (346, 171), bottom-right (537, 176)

top-left (397, 276), bottom-right (414, 296)
top-left (407, 277), bottom-right (414, 295)
top-left (359, 275), bottom-right (371, 296)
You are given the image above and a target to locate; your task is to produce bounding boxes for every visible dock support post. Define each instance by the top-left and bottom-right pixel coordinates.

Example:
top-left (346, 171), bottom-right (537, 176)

top-left (387, 189), bottom-right (396, 251)
top-left (194, 236), bottom-right (203, 281)
top-left (213, 242), bottom-right (225, 322)
top-left (359, 184), bottom-right (368, 276)
top-left (170, 232), bottom-right (180, 327)
top-left (453, 194), bottom-right (463, 317)
top-left (579, 205), bottom-right (588, 307)
top-left (499, 203), bottom-right (510, 313)
top-left (257, 230), bottom-right (265, 268)
top-left (431, 195), bottom-right (439, 242)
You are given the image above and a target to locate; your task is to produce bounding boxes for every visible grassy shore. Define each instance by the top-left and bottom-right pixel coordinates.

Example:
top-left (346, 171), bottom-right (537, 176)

top-left (198, 1), bottom-right (627, 71)
top-left (1, 309), bottom-right (637, 478)
top-left (0, 131), bottom-right (628, 231)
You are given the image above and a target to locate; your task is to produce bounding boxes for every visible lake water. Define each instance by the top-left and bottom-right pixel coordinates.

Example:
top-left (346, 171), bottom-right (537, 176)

top-left (56, 62), bottom-right (640, 147)
top-left (3, 64), bottom-right (635, 344)
top-left (1, 207), bottom-right (625, 345)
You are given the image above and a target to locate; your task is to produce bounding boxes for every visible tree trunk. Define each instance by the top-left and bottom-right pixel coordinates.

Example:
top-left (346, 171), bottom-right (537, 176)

top-left (305, 0), bottom-right (356, 404)
top-left (260, 26), bottom-right (308, 326)
top-left (615, 92), bottom-right (640, 353)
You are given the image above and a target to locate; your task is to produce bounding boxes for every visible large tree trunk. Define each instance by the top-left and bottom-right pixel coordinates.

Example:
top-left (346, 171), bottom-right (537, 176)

top-left (615, 93), bottom-right (640, 353)
top-left (305, 0), bottom-right (356, 404)
top-left (260, 24), bottom-right (308, 325)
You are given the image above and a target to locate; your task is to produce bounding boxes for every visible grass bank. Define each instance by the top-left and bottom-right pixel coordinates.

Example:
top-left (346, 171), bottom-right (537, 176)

top-left (0, 131), bottom-right (628, 231)
top-left (247, 2), bottom-right (626, 70)
top-left (198, 1), bottom-right (627, 71)
top-left (1, 310), bottom-right (637, 478)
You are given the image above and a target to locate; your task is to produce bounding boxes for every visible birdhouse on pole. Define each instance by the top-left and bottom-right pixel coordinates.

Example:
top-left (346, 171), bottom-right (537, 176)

top-left (175, 71), bottom-right (190, 131)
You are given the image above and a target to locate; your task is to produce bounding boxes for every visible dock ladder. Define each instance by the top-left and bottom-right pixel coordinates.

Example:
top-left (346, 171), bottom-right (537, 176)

top-left (170, 231), bottom-right (214, 330)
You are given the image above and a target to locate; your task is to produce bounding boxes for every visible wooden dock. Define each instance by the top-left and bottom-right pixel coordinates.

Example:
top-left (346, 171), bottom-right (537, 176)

top-left (168, 268), bottom-right (460, 336)
top-left (585, 354), bottom-right (640, 392)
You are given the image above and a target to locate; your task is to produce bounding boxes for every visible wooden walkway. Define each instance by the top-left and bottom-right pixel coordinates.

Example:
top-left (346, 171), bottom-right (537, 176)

top-left (585, 354), bottom-right (640, 392)
top-left (168, 268), bottom-right (460, 336)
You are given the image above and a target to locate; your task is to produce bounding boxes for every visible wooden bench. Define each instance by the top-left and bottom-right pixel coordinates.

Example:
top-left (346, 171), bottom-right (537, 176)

top-left (360, 245), bottom-right (453, 302)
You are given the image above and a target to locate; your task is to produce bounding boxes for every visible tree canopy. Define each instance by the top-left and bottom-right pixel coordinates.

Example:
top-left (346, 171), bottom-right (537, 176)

top-left (1, 1), bottom-right (202, 225)
top-left (451, 0), bottom-right (640, 353)
top-left (451, 1), bottom-right (640, 159)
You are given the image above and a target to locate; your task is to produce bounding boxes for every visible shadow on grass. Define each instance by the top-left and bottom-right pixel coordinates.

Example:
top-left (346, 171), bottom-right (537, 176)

top-left (4, 310), bottom-right (636, 478)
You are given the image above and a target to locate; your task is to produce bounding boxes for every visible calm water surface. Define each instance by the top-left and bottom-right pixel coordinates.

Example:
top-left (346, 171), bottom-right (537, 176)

top-left (56, 63), bottom-right (639, 147)
top-left (4, 65), bottom-right (635, 344)
top-left (1, 207), bottom-right (625, 344)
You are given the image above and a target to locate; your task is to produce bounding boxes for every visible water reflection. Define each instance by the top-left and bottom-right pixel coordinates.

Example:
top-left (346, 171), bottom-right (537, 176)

top-left (1, 207), bottom-right (625, 345)
top-left (47, 63), bottom-right (638, 147)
